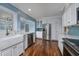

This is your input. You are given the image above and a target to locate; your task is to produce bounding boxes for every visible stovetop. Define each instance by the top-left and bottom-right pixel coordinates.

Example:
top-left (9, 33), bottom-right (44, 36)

top-left (63, 38), bottom-right (79, 54)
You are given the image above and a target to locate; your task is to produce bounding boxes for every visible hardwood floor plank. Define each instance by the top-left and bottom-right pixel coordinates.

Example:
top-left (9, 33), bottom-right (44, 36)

top-left (24, 39), bottom-right (61, 56)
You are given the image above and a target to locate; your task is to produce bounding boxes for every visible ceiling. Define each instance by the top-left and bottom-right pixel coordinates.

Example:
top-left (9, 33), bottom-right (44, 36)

top-left (12, 3), bottom-right (67, 19)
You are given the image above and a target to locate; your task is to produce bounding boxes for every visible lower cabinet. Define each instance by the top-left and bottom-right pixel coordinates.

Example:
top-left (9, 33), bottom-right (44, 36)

top-left (12, 42), bottom-right (24, 56)
top-left (58, 34), bottom-right (63, 55)
top-left (58, 40), bottom-right (63, 55)
top-left (2, 47), bottom-right (12, 56)
top-left (24, 34), bottom-right (28, 49)
top-left (0, 52), bottom-right (1, 56)
top-left (16, 42), bottom-right (24, 55)
top-left (1, 42), bottom-right (24, 56)
top-left (12, 45), bottom-right (18, 56)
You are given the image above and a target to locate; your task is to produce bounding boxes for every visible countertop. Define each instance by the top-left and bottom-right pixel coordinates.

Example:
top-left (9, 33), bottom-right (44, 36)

top-left (0, 34), bottom-right (24, 51)
top-left (0, 31), bottom-right (35, 51)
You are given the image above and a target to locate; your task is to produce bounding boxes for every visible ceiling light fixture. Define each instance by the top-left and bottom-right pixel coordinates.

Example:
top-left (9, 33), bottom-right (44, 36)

top-left (28, 9), bottom-right (31, 11)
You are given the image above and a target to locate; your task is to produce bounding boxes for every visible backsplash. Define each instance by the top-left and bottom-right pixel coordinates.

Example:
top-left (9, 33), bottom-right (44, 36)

top-left (68, 26), bottom-right (79, 36)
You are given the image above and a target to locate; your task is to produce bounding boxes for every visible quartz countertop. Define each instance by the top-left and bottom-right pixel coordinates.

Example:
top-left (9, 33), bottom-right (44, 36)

top-left (0, 34), bottom-right (24, 51)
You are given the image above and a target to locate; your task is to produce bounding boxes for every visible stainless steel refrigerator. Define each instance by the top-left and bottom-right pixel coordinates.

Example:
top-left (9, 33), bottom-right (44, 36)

top-left (43, 24), bottom-right (51, 40)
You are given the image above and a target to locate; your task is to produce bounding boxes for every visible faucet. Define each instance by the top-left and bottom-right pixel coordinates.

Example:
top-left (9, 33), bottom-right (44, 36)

top-left (6, 28), bottom-right (9, 36)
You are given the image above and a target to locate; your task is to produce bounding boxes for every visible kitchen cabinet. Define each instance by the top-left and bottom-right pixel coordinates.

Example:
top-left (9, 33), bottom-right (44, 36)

top-left (12, 42), bottom-right (24, 56)
top-left (62, 4), bottom-right (79, 26)
top-left (1, 42), bottom-right (24, 56)
top-left (12, 45), bottom-right (18, 56)
top-left (0, 52), bottom-right (1, 56)
top-left (16, 42), bottom-right (24, 55)
top-left (58, 35), bottom-right (63, 54)
top-left (62, 11), bottom-right (67, 26)
top-left (36, 21), bottom-right (42, 28)
top-left (2, 47), bottom-right (12, 56)
top-left (36, 31), bottom-right (43, 39)
top-left (24, 35), bottom-right (28, 49)
top-left (33, 33), bottom-right (35, 42)
top-left (58, 40), bottom-right (63, 55)
top-left (62, 5), bottom-right (72, 26)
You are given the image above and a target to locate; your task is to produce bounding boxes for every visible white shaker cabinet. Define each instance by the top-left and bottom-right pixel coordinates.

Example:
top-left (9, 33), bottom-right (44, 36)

top-left (70, 4), bottom-right (77, 25)
top-left (62, 4), bottom-right (79, 26)
top-left (62, 5), bottom-right (72, 26)
top-left (36, 31), bottom-right (43, 38)
top-left (12, 42), bottom-right (24, 56)
top-left (12, 45), bottom-right (18, 56)
top-left (2, 47), bottom-right (12, 56)
top-left (24, 35), bottom-right (28, 49)
top-left (66, 6), bottom-right (72, 26)
top-left (62, 11), bottom-right (67, 26)
top-left (0, 52), bottom-right (1, 56)
top-left (1, 42), bottom-right (24, 56)
top-left (16, 42), bottom-right (24, 55)
top-left (58, 34), bottom-right (63, 55)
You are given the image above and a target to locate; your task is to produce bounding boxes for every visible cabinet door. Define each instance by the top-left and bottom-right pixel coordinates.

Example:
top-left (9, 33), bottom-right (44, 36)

top-left (66, 6), bottom-right (72, 26)
top-left (62, 12), bottom-right (67, 26)
top-left (12, 45), bottom-right (18, 56)
top-left (58, 40), bottom-right (63, 55)
top-left (58, 34), bottom-right (63, 55)
top-left (71, 4), bottom-right (77, 25)
top-left (2, 48), bottom-right (12, 56)
top-left (17, 42), bottom-right (24, 55)
top-left (0, 52), bottom-right (1, 56)
top-left (12, 42), bottom-right (24, 56)
top-left (24, 35), bottom-right (28, 49)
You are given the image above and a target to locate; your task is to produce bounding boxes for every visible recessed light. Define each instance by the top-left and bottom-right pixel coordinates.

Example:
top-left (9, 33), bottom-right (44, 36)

top-left (28, 9), bottom-right (31, 11)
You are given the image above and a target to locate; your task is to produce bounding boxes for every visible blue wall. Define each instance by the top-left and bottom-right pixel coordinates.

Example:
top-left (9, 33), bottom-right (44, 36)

top-left (68, 26), bottom-right (79, 36)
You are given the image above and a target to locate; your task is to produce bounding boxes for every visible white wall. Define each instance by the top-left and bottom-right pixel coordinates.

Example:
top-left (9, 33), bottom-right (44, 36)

top-left (38, 16), bottom-right (62, 40)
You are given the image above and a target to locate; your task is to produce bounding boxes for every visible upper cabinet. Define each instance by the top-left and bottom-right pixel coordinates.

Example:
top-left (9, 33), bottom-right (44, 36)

top-left (62, 4), bottom-right (79, 27)
top-left (36, 21), bottom-right (43, 28)
top-left (0, 5), bottom-right (18, 35)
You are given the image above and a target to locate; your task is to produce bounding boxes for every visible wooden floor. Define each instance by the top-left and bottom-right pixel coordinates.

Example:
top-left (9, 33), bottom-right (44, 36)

top-left (24, 39), bottom-right (61, 56)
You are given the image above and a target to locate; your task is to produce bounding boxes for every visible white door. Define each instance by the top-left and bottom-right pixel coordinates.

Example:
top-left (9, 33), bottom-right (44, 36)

top-left (2, 47), bottom-right (12, 56)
